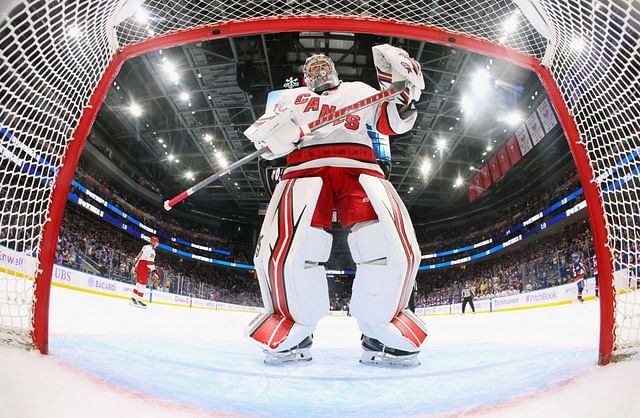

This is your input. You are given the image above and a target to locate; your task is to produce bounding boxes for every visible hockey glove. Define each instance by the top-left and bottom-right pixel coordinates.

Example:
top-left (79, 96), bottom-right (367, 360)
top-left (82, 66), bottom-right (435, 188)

top-left (244, 109), bottom-right (310, 160)
top-left (372, 44), bottom-right (425, 105)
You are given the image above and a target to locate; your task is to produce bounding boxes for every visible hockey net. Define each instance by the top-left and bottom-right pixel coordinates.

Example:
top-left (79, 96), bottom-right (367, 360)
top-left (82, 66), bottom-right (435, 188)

top-left (0, 1), bottom-right (638, 362)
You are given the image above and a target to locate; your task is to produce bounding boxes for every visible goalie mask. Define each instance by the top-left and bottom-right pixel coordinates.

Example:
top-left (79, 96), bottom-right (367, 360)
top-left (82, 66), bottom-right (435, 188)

top-left (303, 54), bottom-right (340, 93)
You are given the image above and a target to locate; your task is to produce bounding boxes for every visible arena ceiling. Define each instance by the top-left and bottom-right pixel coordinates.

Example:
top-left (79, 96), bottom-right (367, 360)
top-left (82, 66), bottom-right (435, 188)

top-left (87, 31), bottom-right (572, 227)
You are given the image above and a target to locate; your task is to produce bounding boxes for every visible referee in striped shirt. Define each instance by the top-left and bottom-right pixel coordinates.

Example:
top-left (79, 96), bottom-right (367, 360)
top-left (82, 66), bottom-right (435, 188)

top-left (461, 286), bottom-right (475, 314)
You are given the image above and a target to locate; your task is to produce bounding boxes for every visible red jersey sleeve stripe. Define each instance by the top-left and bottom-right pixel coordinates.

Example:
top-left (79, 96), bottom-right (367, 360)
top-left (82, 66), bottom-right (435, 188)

top-left (376, 101), bottom-right (397, 136)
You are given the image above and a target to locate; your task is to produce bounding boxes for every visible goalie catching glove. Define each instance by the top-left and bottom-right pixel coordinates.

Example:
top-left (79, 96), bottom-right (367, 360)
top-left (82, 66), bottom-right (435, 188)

top-left (244, 109), bottom-right (310, 160)
top-left (372, 44), bottom-right (425, 106)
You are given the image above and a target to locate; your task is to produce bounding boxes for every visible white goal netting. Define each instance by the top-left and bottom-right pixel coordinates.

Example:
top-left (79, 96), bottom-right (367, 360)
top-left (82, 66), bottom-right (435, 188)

top-left (0, 1), bottom-right (638, 361)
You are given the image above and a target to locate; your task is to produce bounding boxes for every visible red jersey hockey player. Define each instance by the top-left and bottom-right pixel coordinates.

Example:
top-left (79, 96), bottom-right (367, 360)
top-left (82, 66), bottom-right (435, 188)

top-left (131, 236), bottom-right (160, 308)
top-left (244, 44), bottom-right (428, 366)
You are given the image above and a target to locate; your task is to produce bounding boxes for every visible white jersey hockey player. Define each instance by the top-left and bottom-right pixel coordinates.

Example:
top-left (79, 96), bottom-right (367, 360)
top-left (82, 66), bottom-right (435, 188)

top-left (244, 45), bottom-right (428, 366)
top-left (131, 236), bottom-right (159, 308)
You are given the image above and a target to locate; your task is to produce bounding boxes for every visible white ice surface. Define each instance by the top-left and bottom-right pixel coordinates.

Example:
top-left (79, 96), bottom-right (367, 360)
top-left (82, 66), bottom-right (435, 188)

top-left (1, 286), bottom-right (639, 418)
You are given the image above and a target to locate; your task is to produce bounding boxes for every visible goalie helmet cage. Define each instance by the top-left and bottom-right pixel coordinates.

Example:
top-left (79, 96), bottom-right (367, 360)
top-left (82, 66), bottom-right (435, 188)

top-left (0, 1), bottom-right (637, 364)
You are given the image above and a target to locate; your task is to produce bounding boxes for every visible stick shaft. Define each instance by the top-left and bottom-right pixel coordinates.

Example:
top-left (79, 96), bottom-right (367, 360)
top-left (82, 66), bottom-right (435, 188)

top-left (164, 81), bottom-right (407, 210)
top-left (164, 148), bottom-right (266, 210)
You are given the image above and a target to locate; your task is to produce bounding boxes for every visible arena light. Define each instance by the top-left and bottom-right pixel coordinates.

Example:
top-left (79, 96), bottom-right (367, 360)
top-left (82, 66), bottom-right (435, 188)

top-left (204, 133), bottom-right (212, 143)
top-left (167, 154), bottom-right (175, 161)
top-left (161, 59), bottom-right (174, 70)
top-left (184, 170), bottom-right (193, 179)
top-left (179, 92), bottom-right (189, 102)
top-left (67, 25), bottom-right (81, 39)
top-left (454, 176), bottom-right (464, 188)
top-left (471, 69), bottom-right (490, 92)
top-left (161, 60), bottom-right (179, 83)
top-left (421, 159), bottom-right (432, 176)
top-left (134, 9), bottom-right (149, 24)
top-left (502, 13), bottom-right (519, 34)
top-left (499, 111), bottom-right (523, 126)
top-left (216, 153), bottom-right (228, 167)
top-left (461, 95), bottom-right (473, 114)
top-left (436, 139), bottom-right (447, 152)
top-left (571, 37), bottom-right (585, 52)
top-left (128, 102), bottom-right (142, 117)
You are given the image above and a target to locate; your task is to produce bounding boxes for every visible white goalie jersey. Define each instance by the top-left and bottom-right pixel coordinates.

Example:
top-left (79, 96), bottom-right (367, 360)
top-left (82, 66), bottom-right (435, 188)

top-left (270, 81), bottom-right (417, 175)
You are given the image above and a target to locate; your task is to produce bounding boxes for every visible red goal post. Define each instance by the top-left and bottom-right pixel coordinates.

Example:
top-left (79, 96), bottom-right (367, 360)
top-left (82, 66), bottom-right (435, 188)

top-left (0, 1), bottom-right (637, 364)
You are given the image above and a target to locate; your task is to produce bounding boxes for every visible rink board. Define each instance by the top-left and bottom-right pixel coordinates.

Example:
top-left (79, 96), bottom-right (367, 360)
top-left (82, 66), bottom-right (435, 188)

top-left (0, 244), bottom-right (635, 316)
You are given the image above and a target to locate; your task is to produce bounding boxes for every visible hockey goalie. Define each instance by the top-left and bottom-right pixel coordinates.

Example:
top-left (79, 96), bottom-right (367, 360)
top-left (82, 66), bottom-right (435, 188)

top-left (244, 44), bottom-right (428, 366)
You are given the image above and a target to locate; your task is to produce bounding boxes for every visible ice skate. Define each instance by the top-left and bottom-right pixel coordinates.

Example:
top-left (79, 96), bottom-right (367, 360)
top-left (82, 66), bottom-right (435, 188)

top-left (263, 336), bottom-right (313, 365)
top-left (359, 335), bottom-right (420, 367)
top-left (130, 297), bottom-right (147, 309)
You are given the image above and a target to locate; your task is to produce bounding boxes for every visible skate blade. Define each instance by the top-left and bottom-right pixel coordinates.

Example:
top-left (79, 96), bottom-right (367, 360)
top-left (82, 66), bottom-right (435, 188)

top-left (263, 348), bottom-right (312, 365)
top-left (129, 301), bottom-right (147, 309)
top-left (359, 352), bottom-right (420, 367)
top-left (264, 356), bottom-right (312, 365)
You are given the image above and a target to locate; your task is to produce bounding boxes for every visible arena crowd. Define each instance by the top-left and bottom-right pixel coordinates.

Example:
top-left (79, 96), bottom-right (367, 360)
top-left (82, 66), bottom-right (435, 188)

top-left (4, 159), bottom-right (634, 311)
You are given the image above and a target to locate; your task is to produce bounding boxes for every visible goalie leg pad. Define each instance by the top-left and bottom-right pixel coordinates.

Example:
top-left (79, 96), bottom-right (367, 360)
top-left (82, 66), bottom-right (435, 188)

top-left (246, 310), bottom-right (316, 352)
top-left (348, 174), bottom-right (426, 351)
top-left (358, 311), bottom-right (428, 353)
top-left (246, 177), bottom-right (332, 351)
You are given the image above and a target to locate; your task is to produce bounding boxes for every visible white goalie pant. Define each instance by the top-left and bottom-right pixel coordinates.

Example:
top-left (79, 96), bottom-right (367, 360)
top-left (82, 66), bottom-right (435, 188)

top-left (348, 174), bottom-right (428, 352)
top-left (245, 177), bottom-right (332, 352)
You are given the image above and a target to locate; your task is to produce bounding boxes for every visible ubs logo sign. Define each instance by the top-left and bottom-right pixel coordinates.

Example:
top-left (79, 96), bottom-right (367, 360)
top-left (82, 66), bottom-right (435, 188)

top-left (54, 268), bottom-right (72, 282)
